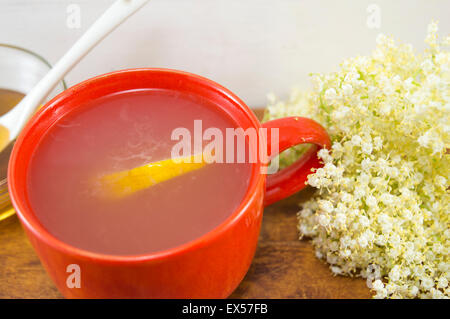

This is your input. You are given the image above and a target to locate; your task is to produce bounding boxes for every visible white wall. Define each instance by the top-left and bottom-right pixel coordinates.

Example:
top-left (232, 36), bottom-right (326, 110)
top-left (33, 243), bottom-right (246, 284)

top-left (0, 0), bottom-right (449, 107)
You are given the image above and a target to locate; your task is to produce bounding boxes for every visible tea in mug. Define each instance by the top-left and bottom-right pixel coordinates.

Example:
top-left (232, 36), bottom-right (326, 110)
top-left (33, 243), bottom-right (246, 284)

top-left (27, 89), bottom-right (252, 255)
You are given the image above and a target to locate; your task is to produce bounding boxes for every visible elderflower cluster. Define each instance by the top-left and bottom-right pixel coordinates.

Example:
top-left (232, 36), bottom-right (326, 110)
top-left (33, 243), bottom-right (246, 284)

top-left (264, 22), bottom-right (449, 299)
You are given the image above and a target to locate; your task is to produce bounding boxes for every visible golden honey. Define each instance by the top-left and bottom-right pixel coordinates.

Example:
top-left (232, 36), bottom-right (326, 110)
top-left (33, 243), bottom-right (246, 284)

top-left (0, 88), bottom-right (24, 221)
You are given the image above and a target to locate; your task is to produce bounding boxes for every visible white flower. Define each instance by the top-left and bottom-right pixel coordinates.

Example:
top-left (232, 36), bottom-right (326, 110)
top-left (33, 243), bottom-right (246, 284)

top-left (317, 148), bottom-right (332, 163)
top-left (335, 213), bottom-right (347, 227)
top-left (358, 235), bottom-right (368, 248)
top-left (428, 21), bottom-right (438, 34)
top-left (361, 158), bottom-right (372, 171)
top-left (389, 265), bottom-right (402, 282)
top-left (373, 136), bottom-right (383, 150)
top-left (362, 142), bottom-right (373, 155)
top-left (268, 21), bottom-right (450, 299)
top-left (435, 175), bottom-right (447, 187)
top-left (376, 235), bottom-right (387, 246)
top-left (376, 34), bottom-right (388, 46)
top-left (366, 195), bottom-right (378, 208)
top-left (421, 277), bottom-right (434, 290)
top-left (359, 215), bottom-right (370, 227)
top-left (319, 200), bottom-right (334, 213)
top-left (318, 214), bottom-right (331, 227)
top-left (380, 103), bottom-right (392, 115)
top-left (341, 249), bottom-right (351, 258)
top-left (342, 84), bottom-right (354, 96)
top-left (437, 277), bottom-right (448, 289)
top-left (421, 59), bottom-right (434, 73)
top-left (324, 88), bottom-right (338, 103)
top-left (331, 266), bottom-right (343, 275)
top-left (409, 286), bottom-right (419, 297)
top-left (386, 166), bottom-right (399, 178)
top-left (354, 187), bottom-right (366, 199)
top-left (402, 209), bottom-right (413, 220)
top-left (373, 279), bottom-right (384, 290)
top-left (418, 133), bottom-right (430, 147)
top-left (332, 106), bottom-right (350, 120)
top-left (341, 192), bottom-right (352, 203)
top-left (351, 135), bottom-right (362, 146)
top-left (380, 193), bottom-right (394, 205)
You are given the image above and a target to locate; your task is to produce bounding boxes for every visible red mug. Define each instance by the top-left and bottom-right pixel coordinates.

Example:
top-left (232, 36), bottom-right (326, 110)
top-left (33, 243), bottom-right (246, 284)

top-left (8, 68), bottom-right (330, 298)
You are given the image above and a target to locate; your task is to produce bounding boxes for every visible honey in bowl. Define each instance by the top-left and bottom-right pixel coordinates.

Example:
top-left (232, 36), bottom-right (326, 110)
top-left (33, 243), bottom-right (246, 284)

top-left (0, 88), bottom-right (24, 115)
top-left (27, 89), bottom-right (252, 255)
top-left (0, 88), bottom-right (25, 221)
top-left (0, 89), bottom-right (24, 150)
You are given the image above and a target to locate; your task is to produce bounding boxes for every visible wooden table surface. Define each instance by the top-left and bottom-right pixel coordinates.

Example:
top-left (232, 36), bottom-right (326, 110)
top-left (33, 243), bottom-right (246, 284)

top-left (0, 189), bottom-right (371, 299)
top-left (0, 110), bottom-right (371, 299)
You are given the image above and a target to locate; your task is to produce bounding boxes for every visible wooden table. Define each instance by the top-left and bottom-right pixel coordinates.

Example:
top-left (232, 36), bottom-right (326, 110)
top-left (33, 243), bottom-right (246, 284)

top-left (0, 189), bottom-right (371, 299)
top-left (0, 110), bottom-right (371, 299)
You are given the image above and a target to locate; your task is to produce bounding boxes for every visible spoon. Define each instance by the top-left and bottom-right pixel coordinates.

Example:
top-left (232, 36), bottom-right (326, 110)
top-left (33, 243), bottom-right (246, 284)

top-left (0, 0), bottom-right (149, 215)
top-left (0, 0), bottom-right (150, 147)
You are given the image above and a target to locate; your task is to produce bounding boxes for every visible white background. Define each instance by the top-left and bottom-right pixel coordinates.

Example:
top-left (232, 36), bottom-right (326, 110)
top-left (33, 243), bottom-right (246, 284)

top-left (0, 0), bottom-right (449, 108)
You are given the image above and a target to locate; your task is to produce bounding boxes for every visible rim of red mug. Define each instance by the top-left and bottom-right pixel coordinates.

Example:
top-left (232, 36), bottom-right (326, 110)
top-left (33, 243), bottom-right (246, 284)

top-left (8, 68), bottom-right (266, 265)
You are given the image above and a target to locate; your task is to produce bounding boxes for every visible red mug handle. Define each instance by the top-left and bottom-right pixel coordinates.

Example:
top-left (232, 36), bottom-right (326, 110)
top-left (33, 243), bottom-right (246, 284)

top-left (262, 117), bottom-right (331, 206)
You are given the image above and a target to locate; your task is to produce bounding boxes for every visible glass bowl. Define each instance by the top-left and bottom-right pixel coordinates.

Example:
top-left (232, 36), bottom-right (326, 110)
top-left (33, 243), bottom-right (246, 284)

top-left (0, 44), bottom-right (67, 221)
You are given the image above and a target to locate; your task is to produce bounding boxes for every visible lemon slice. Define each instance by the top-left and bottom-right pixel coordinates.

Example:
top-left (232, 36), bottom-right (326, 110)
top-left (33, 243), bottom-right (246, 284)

top-left (98, 153), bottom-right (206, 199)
